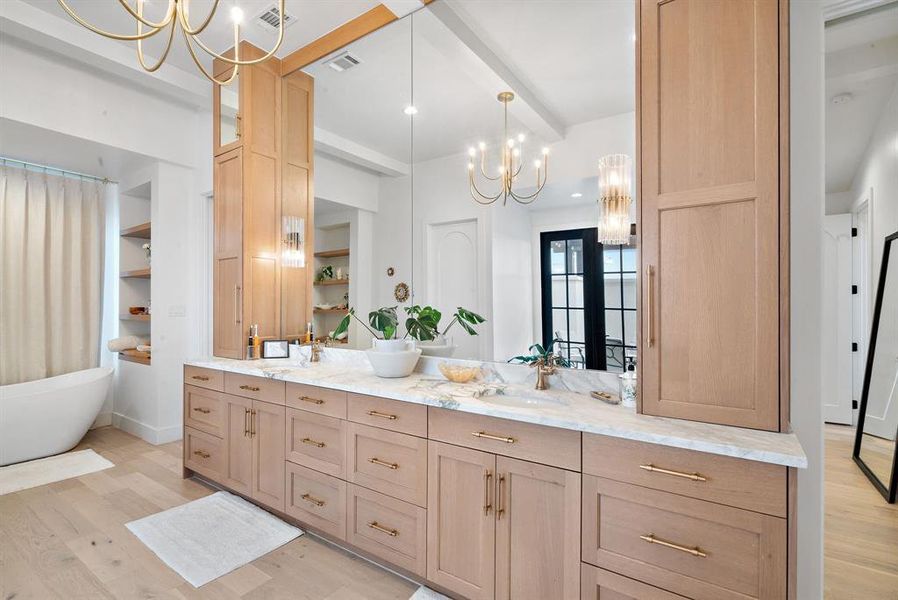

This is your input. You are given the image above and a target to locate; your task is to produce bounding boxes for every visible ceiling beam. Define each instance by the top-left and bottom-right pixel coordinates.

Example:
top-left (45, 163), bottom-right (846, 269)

top-left (0, 0), bottom-right (208, 108)
top-left (314, 127), bottom-right (410, 177)
top-left (425, 1), bottom-right (566, 142)
top-left (826, 35), bottom-right (898, 87)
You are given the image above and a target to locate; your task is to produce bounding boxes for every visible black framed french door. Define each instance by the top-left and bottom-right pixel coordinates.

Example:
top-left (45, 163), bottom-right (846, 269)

top-left (539, 228), bottom-right (606, 370)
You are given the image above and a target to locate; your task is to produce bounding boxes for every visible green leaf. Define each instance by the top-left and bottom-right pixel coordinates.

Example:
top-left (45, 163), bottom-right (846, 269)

top-left (332, 308), bottom-right (353, 338)
top-left (456, 307), bottom-right (485, 325)
top-left (369, 307), bottom-right (398, 338)
top-left (405, 317), bottom-right (437, 341)
top-left (456, 318), bottom-right (478, 336)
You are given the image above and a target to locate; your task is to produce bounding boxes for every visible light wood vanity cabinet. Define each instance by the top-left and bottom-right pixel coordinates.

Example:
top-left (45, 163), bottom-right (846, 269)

top-left (637, 0), bottom-right (788, 432)
top-left (184, 370), bottom-right (795, 599)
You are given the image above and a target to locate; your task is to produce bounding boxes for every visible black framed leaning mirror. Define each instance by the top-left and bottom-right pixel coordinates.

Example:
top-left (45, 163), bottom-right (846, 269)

top-left (853, 230), bottom-right (898, 503)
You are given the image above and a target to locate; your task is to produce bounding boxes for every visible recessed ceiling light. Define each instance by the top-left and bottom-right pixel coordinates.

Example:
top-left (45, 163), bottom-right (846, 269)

top-left (404, 105), bottom-right (418, 115)
top-left (571, 192), bottom-right (583, 198)
top-left (831, 93), bottom-right (853, 105)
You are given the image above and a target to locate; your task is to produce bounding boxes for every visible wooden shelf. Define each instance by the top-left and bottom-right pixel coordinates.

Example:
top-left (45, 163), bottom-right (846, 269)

top-left (120, 222), bottom-right (151, 239)
top-left (314, 307), bottom-right (348, 314)
top-left (314, 248), bottom-right (350, 258)
top-left (121, 268), bottom-right (151, 279)
top-left (120, 313), bottom-right (150, 322)
top-left (119, 349), bottom-right (151, 365)
top-left (314, 278), bottom-right (349, 287)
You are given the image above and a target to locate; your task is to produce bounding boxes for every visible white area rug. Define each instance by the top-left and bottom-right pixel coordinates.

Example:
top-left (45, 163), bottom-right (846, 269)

top-left (0, 449), bottom-right (113, 495)
top-left (126, 491), bottom-right (302, 587)
top-left (410, 587), bottom-right (451, 600)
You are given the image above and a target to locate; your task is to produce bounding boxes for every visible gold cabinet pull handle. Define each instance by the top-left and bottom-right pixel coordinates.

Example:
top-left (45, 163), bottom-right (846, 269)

top-left (496, 474), bottom-right (506, 519)
top-left (192, 407), bottom-right (211, 414)
top-left (191, 375), bottom-right (210, 381)
top-left (639, 464), bottom-right (707, 482)
top-left (368, 521), bottom-right (398, 537)
top-left (235, 114), bottom-right (242, 139)
top-left (367, 410), bottom-right (397, 420)
top-left (483, 470), bottom-right (493, 515)
top-left (646, 265), bottom-right (655, 347)
top-left (192, 450), bottom-right (211, 459)
top-left (472, 431), bottom-right (516, 444)
top-left (244, 408), bottom-right (250, 437)
top-left (234, 285), bottom-right (241, 324)
top-left (299, 395), bottom-right (325, 405)
top-left (239, 384), bottom-right (261, 392)
top-left (640, 534), bottom-right (707, 558)
top-left (250, 409), bottom-right (256, 436)
top-left (368, 457), bottom-right (399, 470)
top-left (300, 493), bottom-right (325, 507)
top-left (302, 437), bottom-right (326, 448)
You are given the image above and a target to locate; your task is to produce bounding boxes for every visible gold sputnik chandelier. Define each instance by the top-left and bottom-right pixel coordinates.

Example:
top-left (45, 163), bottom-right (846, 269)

top-left (56, 0), bottom-right (285, 85)
top-left (467, 92), bottom-right (549, 205)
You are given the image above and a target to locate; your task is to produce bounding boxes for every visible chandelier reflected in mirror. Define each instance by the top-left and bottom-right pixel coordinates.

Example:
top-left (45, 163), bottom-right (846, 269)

top-left (467, 92), bottom-right (549, 206)
top-left (56, 0), bottom-right (286, 85)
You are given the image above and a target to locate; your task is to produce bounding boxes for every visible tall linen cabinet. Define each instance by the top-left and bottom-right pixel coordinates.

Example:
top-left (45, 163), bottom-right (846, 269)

top-left (212, 44), bottom-right (314, 357)
top-left (637, 0), bottom-right (790, 432)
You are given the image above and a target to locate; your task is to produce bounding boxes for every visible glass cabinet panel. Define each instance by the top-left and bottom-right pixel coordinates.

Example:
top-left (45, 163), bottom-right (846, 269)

top-left (219, 72), bottom-right (240, 147)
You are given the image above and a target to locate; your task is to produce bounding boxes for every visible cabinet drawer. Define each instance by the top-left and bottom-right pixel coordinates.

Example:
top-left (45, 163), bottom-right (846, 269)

top-left (286, 382), bottom-right (347, 418)
top-left (224, 372), bottom-right (285, 405)
top-left (347, 423), bottom-right (427, 507)
top-left (429, 407), bottom-right (580, 471)
top-left (583, 434), bottom-right (787, 517)
top-left (184, 365), bottom-right (223, 391)
top-left (184, 427), bottom-right (223, 481)
top-left (285, 408), bottom-right (346, 478)
top-left (581, 564), bottom-right (688, 600)
top-left (582, 476), bottom-right (786, 600)
top-left (348, 393), bottom-right (427, 437)
top-left (184, 385), bottom-right (225, 438)
top-left (346, 484), bottom-right (426, 577)
top-left (285, 462), bottom-right (346, 541)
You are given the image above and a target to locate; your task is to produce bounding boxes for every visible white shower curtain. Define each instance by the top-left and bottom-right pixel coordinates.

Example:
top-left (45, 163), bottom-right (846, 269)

top-left (0, 166), bottom-right (106, 385)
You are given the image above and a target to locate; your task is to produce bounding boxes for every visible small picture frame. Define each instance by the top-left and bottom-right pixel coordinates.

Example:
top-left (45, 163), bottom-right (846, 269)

top-left (262, 340), bottom-right (289, 359)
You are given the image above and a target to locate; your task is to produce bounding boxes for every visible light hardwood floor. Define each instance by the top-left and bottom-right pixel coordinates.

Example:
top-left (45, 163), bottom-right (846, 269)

top-left (824, 424), bottom-right (898, 600)
top-left (0, 427), bottom-right (417, 600)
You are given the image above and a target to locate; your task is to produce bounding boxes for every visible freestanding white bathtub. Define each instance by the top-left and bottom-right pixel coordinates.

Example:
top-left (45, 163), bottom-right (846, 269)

top-left (0, 367), bottom-right (113, 466)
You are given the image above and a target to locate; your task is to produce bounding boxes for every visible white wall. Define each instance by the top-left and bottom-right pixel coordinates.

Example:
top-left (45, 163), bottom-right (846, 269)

top-left (825, 191), bottom-right (853, 214)
top-left (791, 2), bottom-right (825, 597)
top-left (850, 81), bottom-right (898, 286)
top-left (316, 154), bottom-right (381, 212)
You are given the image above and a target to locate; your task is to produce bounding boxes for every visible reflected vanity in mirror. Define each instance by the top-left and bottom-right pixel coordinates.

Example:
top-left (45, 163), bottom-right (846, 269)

top-left (299, 1), bottom-right (636, 375)
top-left (854, 231), bottom-right (898, 503)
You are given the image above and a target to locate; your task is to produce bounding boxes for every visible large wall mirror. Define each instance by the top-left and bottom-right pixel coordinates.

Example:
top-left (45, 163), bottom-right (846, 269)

top-left (854, 231), bottom-right (898, 503)
top-left (300, 0), bottom-right (636, 373)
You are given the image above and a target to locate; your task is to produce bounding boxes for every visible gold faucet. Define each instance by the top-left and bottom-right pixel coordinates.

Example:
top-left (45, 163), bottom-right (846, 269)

top-left (310, 339), bottom-right (323, 363)
top-left (532, 355), bottom-right (558, 390)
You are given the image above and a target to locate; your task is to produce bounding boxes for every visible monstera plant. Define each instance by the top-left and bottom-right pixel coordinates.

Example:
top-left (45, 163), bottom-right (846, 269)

top-left (333, 306), bottom-right (399, 340)
top-left (404, 305), bottom-right (486, 341)
top-left (508, 342), bottom-right (572, 368)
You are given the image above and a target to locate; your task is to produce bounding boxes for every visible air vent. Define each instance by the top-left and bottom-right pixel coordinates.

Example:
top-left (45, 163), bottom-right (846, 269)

top-left (324, 51), bottom-right (361, 72)
top-left (255, 4), bottom-right (296, 31)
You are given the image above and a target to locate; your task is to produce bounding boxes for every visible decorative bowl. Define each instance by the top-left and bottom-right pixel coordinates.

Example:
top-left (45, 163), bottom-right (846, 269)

top-left (417, 335), bottom-right (456, 357)
top-left (129, 306), bottom-right (146, 315)
top-left (373, 338), bottom-right (415, 353)
top-left (438, 362), bottom-right (481, 384)
top-left (366, 348), bottom-right (421, 378)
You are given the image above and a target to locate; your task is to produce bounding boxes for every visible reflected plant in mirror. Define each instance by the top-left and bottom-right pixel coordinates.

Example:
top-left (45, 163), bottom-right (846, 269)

top-left (334, 307), bottom-right (399, 340)
top-left (405, 305), bottom-right (486, 358)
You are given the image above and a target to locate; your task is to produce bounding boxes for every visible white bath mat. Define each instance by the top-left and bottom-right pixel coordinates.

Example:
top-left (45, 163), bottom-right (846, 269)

top-left (0, 449), bottom-right (114, 495)
top-left (126, 491), bottom-right (302, 587)
top-left (410, 587), bottom-right (451, 600)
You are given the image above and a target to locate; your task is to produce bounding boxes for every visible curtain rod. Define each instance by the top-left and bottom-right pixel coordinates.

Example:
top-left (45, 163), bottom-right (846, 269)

top-left (0, 156), bottom-right (117, 184)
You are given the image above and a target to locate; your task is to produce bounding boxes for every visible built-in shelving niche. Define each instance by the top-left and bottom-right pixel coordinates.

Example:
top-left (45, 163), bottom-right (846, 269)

top-left (119, 182), bottom-right (152, 365)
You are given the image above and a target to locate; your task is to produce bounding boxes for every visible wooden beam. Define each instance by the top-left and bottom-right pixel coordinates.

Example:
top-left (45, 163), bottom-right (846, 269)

top-left (281, 5), bottom-right (399, 76)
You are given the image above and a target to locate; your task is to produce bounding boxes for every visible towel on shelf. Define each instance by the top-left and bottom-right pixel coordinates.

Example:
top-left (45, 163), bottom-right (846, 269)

top-left (136, 344), bottom-right (152, 353)
top-left (107, 336), bottom-right (148, 352)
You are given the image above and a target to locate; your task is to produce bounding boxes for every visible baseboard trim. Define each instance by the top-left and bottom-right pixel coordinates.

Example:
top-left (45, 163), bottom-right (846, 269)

top-left (112, 413), bottom-right (183, 445)
top-left (91, 412), bottom-right (113, 429)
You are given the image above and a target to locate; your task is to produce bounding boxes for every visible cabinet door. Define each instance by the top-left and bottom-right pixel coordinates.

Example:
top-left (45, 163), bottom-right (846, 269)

top-left (252, 399), bottom-right (286, 511)
top-left (213, 148), bottom-right (244, 359)
top-left (212, 63), bottom-right (242, 156)
top-left (223, 394), bottom-right (253, 495)
top-left (426, 441), bottom-right (495, 600)
top-left (495, 456), bottom-right (580, 600)
top-left (639, 0), bottom-right (783, 431)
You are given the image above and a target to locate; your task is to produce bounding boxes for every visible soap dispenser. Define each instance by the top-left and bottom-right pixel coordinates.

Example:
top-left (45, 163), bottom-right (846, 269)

top-left (619, 356), bottom-right (637, 407)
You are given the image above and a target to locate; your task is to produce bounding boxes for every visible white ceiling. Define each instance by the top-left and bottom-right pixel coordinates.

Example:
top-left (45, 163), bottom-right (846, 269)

top-left (824, 3), bottom-right (898, 193)
top-left (307, 0), bottom-right (635, 165)
top-left (20, 0), bottom-right (382, 73)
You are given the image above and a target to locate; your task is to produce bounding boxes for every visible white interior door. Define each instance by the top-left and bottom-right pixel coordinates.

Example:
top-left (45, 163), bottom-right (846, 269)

top-left (425, 219), bottom-right (482, 359)
top-left (822, 214), bottom-right (853, 425)
top-left (852, 201), bottom-right (871, 416)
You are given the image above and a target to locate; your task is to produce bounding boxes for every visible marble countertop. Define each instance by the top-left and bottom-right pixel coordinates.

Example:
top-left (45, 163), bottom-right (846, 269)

top-left (186, 349), bottom-right (807, 468)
